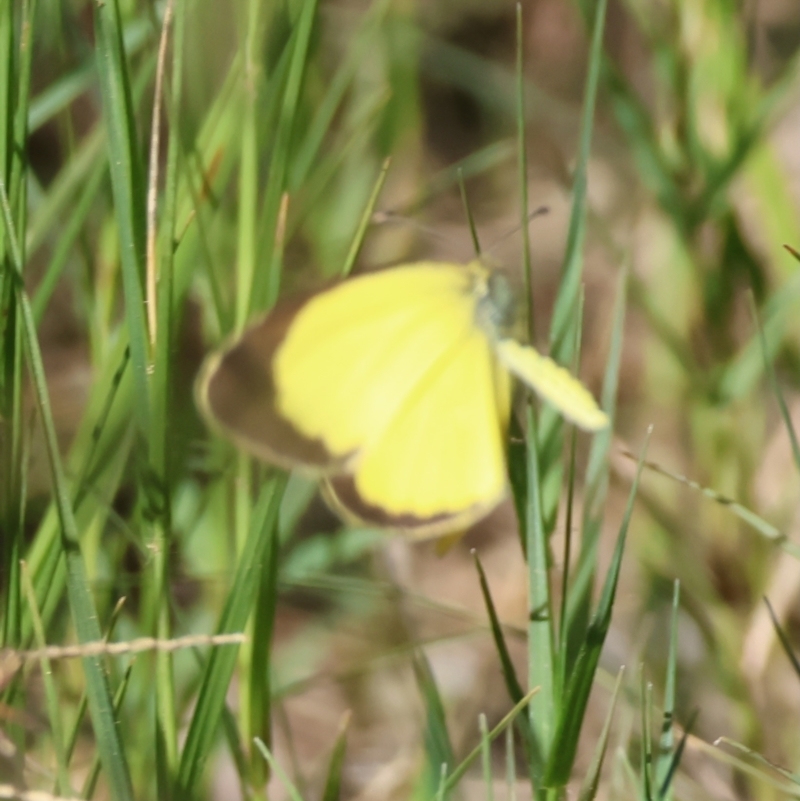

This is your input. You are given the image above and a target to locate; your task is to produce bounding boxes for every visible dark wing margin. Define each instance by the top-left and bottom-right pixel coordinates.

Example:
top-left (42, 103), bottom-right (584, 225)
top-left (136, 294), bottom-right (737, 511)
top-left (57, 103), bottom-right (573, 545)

top-left (196, 293), bottom-right (350, 471)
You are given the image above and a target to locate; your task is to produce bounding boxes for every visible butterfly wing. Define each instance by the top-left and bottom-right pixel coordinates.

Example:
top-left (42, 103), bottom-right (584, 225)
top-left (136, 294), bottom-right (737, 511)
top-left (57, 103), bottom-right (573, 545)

top-left (325, 328), bottom-right (512, 536)
top-left (197, 292), bottom-right (337, 470)
top-left (495, 339), bottom-right (608, 431)
top-left (198, 262), bottom-right (488, 480)
top-left (273, 263), bottom-right (481, 458)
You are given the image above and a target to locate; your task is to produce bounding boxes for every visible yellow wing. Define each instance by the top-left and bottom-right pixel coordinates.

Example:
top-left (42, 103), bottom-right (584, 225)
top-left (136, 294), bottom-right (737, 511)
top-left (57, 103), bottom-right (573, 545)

top-left (495, 339), bottom-right (608, 431)
top-left (325, 328), bottom-right (511, 535)
top-left (274, 263), bottom-right (481, 458)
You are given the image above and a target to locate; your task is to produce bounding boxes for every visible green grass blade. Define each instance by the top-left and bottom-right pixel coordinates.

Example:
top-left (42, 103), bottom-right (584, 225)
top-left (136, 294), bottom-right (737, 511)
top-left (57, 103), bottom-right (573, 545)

top-left (413, 648), bottom-right (456, 797)
top-left (472, 552), bottom-right (526, 703)
top-left (656, 581), bottom-right (680, 798)
top-left (472, 550), bottom-right (541, 765)
top-left (247, 505), bottom-right (282, 786)
top-left (544, 429), bottom-right (649, 787)
top-left (177, 475), bottom-right (286, 796)
top-left (457, 168), bottom-right (481, 256)
top-left (31, 156), bottom-right (107, 324)
top-left (641, 672), bottom-right (654, 801)
top-left (20, 563), bottom-right (72, 795)
top-left (320, 712), bottom-right (351, 801)
top-left (289, 0), bottom-right (392, 190)
top-left (253, 0), bottom-right (320, 311)
top-left (341, 156), bottom-right (391, 278)
top-left (564, 266), bottom-right (627, 668)
top-left (253, 738), bottom-right (305, 801)
top-left (549, 0), bottom-right (608, 359)
top-left (480, 713), bottom-right (495, 801)
top-left (0, 178), bottom-right (134, 801)
top-left (524, 406), bottom-right (554, 772)
top-left (93, 0), bottom-right (149, 430)
top-left (657, 709), bottom-right (696, 800)
top-left (577, 667), bottom-right (624, 801)
top-left (441, 689), bottom-right (539, 795)
top-left (149, 1), bottom-right (184, 788)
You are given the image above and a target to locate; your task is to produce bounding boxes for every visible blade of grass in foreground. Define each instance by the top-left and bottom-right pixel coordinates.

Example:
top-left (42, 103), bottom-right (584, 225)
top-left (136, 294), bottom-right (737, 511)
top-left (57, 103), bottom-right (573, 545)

top-left (563, 265), bottom-right (626, 672)
top-left (543, 428), bottom-right (650, 787)
top-left (177, 475), bottom-right (286, 797)
top-left (0, 179), bottom-right (134, 801)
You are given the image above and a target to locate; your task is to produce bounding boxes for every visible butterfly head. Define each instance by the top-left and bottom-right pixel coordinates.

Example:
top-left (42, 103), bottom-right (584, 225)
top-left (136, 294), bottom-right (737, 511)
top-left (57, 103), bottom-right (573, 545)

top-left (469, 262), bottom-right (516, 340)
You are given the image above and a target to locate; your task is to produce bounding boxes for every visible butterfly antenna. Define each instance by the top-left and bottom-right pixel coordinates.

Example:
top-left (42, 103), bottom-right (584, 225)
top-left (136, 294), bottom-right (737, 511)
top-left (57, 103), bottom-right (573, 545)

top-left (482, 206), bottom-right (550, 260)
top-left (370, 209), bottom-right (456, 247)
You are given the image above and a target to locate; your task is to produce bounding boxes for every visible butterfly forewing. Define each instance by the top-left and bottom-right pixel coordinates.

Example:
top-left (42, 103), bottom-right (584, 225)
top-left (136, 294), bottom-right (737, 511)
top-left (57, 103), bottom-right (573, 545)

top-left (273, 263), bottom-right (480, 459)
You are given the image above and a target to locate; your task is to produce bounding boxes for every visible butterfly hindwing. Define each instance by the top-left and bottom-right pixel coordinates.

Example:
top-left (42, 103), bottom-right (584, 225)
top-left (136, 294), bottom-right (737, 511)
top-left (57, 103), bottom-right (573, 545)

top-left (325, 329), bottom-right (511, 535)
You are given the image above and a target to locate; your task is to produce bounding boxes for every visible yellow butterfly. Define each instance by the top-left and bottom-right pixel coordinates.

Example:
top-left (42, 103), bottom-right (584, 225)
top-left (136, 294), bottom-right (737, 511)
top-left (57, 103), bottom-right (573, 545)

top-left (197, 261), bottom-right (608, 536)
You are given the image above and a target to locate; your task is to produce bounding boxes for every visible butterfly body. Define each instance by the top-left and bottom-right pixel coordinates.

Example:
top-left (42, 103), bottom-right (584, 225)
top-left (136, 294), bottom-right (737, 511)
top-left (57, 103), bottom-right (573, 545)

top-left (198, 261), bottom-right (607, 536)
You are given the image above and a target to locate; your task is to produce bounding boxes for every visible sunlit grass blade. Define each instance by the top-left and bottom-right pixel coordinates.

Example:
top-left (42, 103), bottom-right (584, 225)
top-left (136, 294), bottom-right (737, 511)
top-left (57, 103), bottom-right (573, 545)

top-left (577, 667), bottom-right (624, 801)
top-left (177, 476), bottom-right (285, 796)
top-left (544, 428), bottom-right (650, 786)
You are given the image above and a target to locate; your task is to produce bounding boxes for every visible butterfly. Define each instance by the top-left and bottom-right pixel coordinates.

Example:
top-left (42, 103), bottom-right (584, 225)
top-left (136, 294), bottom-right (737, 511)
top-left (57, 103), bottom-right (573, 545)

top-left (197, 260), bottom-right (608, 537)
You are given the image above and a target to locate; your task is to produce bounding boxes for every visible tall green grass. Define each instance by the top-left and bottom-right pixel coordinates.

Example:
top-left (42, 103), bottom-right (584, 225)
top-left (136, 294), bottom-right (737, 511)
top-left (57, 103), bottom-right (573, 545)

top-left (1, 1), bottom-right (800, 800)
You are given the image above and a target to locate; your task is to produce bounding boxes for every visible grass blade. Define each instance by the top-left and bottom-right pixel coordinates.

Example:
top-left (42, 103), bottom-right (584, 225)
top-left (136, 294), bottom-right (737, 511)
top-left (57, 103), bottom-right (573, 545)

top-left (177, 475), bottom-right (286, 796)
top-left (577, 667), bottom-right (624, 801)
top-left (0, 177), bottom-right (134, 801)
top-left (93, 0), bottom-right (149, 430)
top-left (544, 428), bottom-right (650, 787)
